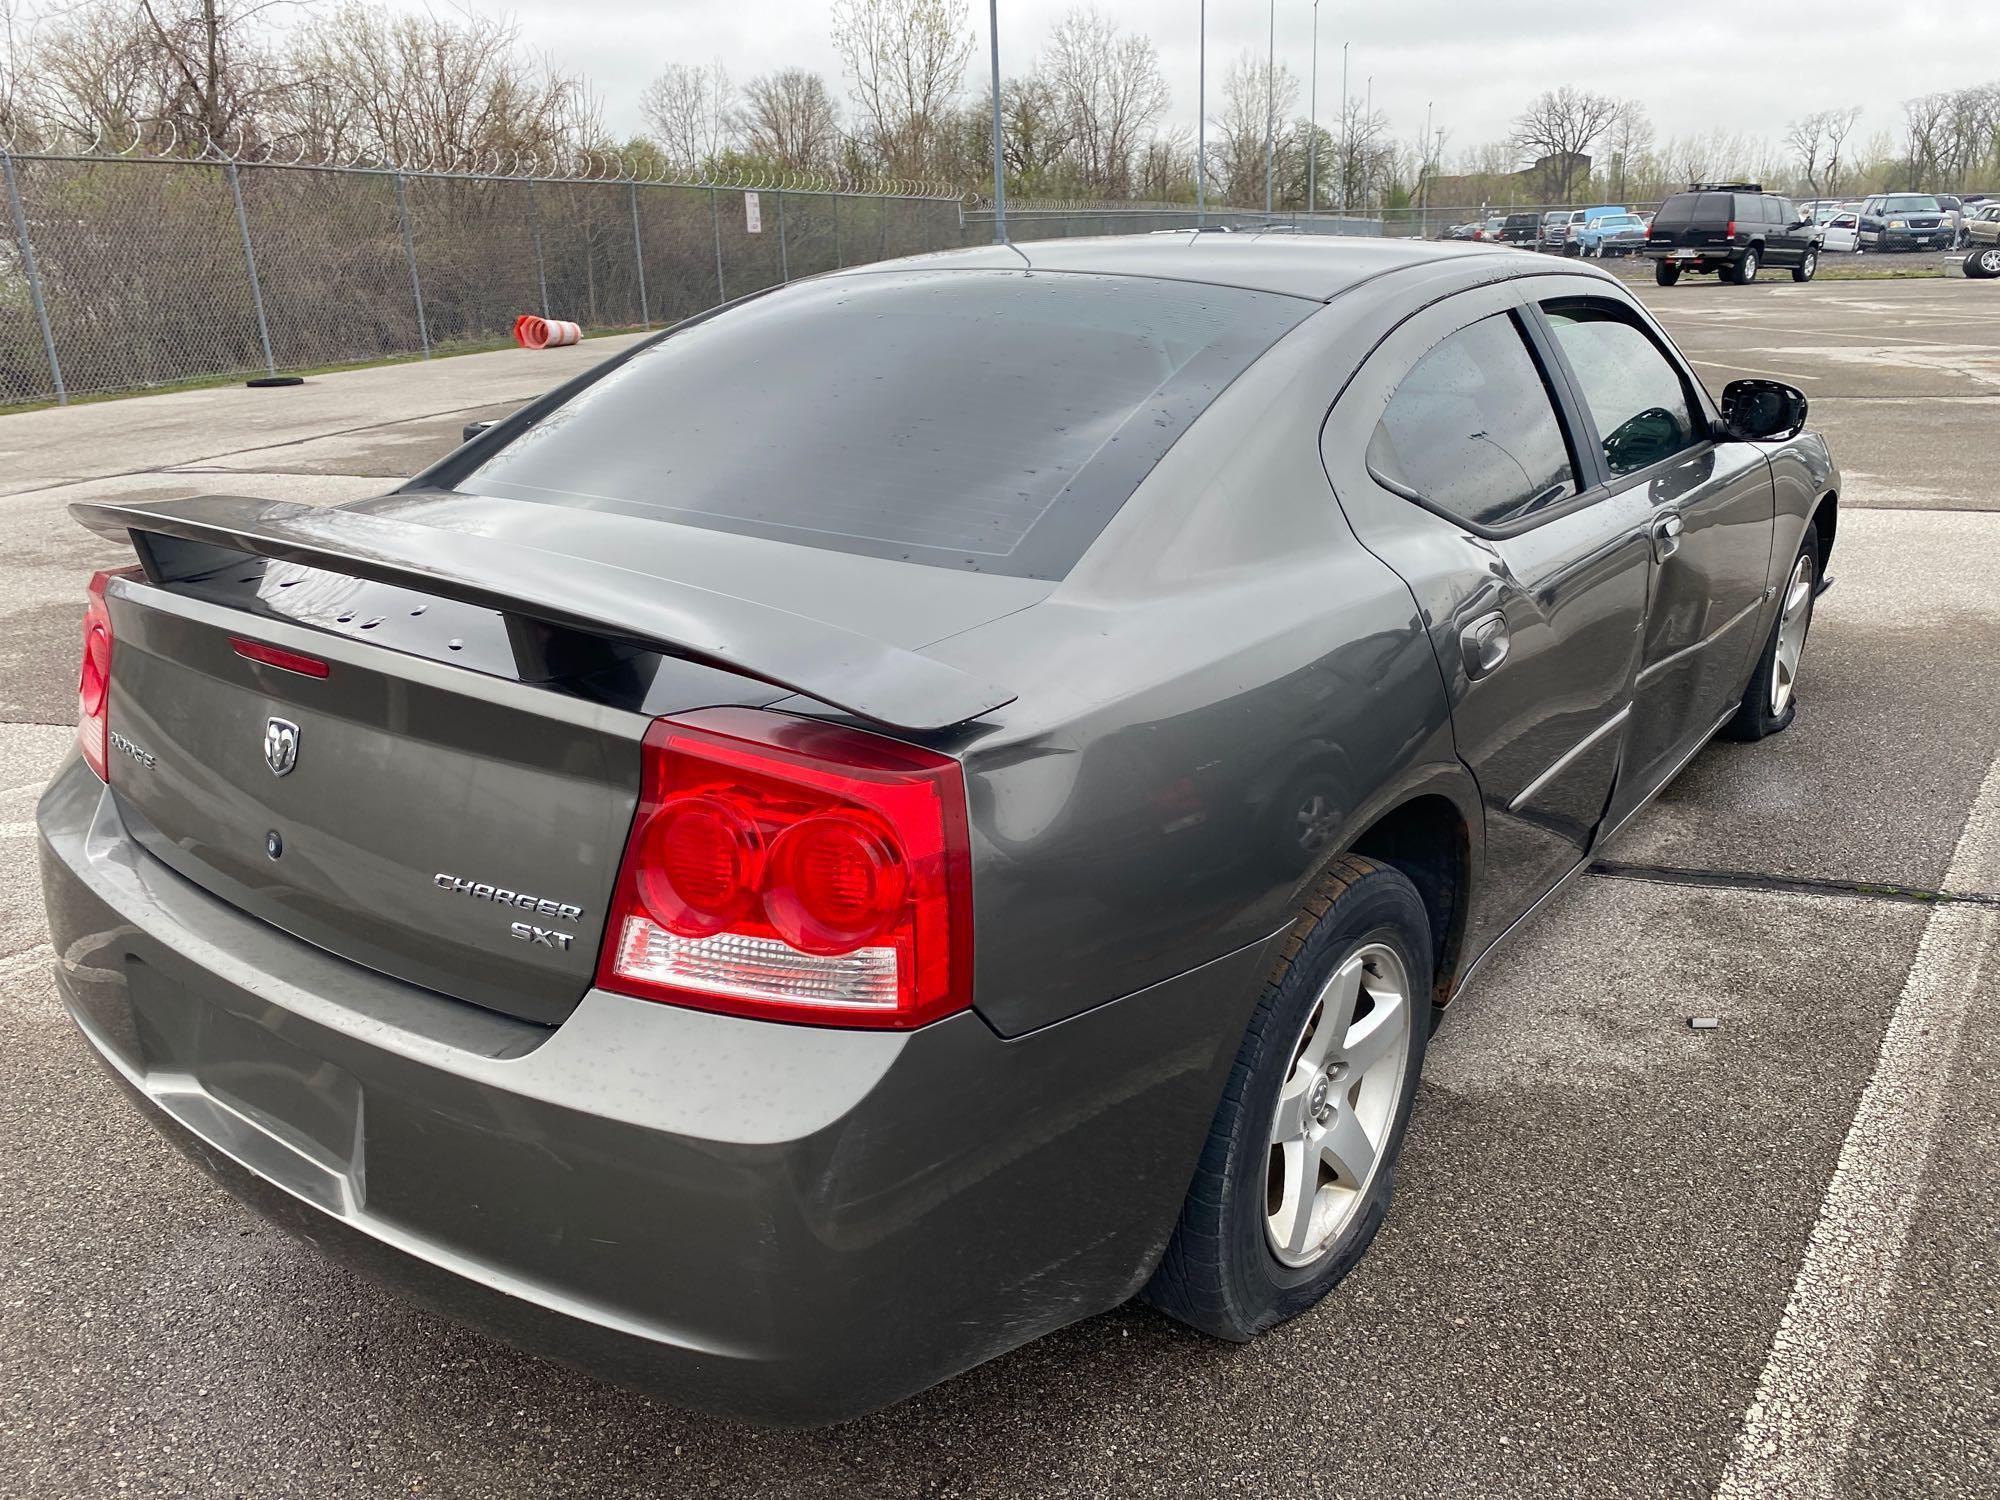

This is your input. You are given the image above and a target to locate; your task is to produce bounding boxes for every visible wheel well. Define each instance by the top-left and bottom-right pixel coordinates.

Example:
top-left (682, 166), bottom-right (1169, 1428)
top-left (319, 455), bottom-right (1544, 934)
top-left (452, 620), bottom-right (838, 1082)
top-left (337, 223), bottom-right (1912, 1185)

top-left (1812, 491), bottom-right (1838, 576)
top-left (1347, 796), bottom-right (1471, 1006)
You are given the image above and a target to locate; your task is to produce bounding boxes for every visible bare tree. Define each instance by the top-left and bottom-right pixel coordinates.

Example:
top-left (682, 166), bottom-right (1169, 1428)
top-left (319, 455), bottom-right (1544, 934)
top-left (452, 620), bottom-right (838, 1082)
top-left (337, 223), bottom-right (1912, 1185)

top-left (740, 67), bottom-right (840, 172)
top-left (1512, 85), bottom-right (1619, 201)
top-left (1602, 101), bottom-right (1652, 200)
top-left (1135, 125), bottom-right (1193, 201)
top-left (1210, 49), bottom-right (1295, 204)
top-left (1041, 7), bottom-right (1169, 198)
top-left (277, 5), bottom-right (600, 165)
top-left (641, 59), bottom-right (737, 170)
top-left (831, 0), bottom-right (971, 178)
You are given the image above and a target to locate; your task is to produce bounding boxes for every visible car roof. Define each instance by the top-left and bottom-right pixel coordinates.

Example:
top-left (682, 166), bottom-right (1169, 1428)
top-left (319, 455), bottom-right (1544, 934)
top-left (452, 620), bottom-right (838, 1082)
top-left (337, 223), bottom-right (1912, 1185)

top-left (821, 232), bottom-right (1555, 302)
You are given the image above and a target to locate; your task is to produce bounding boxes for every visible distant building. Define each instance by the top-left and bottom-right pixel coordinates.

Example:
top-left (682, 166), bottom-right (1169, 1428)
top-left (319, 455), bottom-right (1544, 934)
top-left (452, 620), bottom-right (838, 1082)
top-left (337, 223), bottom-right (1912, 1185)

top-left (1423, 151), bottom-right (1594, 208)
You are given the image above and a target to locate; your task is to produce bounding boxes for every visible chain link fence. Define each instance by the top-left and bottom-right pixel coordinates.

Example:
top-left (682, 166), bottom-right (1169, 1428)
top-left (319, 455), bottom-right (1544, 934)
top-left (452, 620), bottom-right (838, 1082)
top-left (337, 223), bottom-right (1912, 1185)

top-left (0, 150), bottom-right (968, 407)
top-left (2, 152), bottom-right (1671, 409)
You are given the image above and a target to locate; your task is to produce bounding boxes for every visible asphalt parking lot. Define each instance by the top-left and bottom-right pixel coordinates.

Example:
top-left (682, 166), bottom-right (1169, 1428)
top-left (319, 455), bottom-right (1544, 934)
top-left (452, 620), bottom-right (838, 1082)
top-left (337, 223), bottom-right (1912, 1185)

top-left (2, 274), bottom-right (1996, 1498)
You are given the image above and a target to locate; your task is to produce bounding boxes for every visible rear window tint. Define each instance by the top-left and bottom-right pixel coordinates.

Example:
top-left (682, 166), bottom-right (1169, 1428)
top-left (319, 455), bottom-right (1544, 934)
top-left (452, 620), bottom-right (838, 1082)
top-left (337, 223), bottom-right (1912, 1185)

top-left (453, 269), bottom-right (1311, 579)
top-left (1653, 193), bottom-right (1732, 228)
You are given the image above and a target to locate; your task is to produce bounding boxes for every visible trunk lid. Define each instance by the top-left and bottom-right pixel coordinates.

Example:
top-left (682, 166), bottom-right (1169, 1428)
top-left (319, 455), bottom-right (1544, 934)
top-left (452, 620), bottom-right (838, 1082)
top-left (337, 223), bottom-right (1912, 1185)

top-left (83, 494), bottom-right (1045, 1026)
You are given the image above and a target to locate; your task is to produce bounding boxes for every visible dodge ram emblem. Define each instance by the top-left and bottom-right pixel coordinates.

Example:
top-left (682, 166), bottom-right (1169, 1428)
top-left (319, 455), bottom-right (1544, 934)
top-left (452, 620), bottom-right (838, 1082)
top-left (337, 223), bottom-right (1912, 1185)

top-left (264, 717), bottom-right (301, 778)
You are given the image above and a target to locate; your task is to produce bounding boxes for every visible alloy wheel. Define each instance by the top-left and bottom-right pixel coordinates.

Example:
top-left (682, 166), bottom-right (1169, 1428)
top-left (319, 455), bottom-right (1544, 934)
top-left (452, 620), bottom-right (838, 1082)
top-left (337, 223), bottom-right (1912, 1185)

top-left (1981, 248), bottom-right (2000, 277)
top-left (1265, 943), bottom-right (1413, 1267)
top-left (1771, 551), bottom-right (1815, 716)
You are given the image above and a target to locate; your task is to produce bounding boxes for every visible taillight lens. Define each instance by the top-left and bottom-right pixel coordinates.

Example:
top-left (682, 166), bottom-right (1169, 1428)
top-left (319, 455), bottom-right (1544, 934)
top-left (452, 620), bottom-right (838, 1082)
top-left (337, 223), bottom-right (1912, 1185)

top-left (77, 569), bottom-right (127, 781)
top-left (597, 708), bottom-right (973, 1029)
top-left (1726, 219), bottom-right (1736, 239)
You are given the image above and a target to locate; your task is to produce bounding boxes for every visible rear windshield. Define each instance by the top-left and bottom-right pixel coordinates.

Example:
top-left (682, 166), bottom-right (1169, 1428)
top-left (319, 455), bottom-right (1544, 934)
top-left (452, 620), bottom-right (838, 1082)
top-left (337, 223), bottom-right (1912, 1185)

top-left (1652, 192), bottom-right (1732, 228)
top-left (453, 269), bottom-right (1311, 579)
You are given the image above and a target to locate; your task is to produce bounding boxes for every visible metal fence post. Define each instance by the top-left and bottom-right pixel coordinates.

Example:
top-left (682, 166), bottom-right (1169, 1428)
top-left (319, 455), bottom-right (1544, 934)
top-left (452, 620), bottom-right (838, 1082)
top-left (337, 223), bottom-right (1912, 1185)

top-left (776, 190), bottom-right (789, 283)
top-left (629, 181), bottom-right (650, 328)
top-left (710, 187), bottom-right (726, 304)
top-left (224, 160), bottom-right (277, 378)
top-left (527, 190), bottom-right (551, 318)
top-left (834, 196), bottom-right (844, 268)
top-left (394, 173), bottom-right (431, 358)
top-left (3, 148), bottom-right (66, 405)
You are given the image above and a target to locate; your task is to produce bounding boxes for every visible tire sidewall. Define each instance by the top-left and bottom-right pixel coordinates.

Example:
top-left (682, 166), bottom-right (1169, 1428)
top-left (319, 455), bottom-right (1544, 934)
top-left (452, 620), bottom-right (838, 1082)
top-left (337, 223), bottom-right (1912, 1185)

top-left (1217, 877), bottom-right (1433, 1330)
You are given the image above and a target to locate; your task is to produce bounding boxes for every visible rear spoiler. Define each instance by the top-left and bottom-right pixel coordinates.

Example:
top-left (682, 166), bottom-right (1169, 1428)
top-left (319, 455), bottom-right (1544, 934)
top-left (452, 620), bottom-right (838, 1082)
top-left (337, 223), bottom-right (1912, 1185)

top-left (70, 495), bottom-right (1016, 733)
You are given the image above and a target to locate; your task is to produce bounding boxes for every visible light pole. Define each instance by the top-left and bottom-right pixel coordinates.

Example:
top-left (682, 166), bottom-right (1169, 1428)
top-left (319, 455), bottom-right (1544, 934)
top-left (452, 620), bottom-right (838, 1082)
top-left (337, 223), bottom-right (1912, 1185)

top-left (1307, 1), bottom-right (1319, 219)
top-left (1196, 1), bottom-right (1206, 223)
top-left (1421, 100), bottom-right (1433, 220)
top-left (987, 0), bottom-right (1005, 243)
top-left (1263, 0), bottom-right (1275, 214)
top-left (1364, 74), bottom-right (1372, 220)
top-left (1337, 41), bottom-right (1349, 217)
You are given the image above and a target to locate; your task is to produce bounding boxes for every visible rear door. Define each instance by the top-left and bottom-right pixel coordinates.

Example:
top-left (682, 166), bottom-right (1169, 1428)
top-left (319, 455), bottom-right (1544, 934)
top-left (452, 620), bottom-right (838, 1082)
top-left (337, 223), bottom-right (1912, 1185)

top-left (1528, 292), bottom-right (1775, 824)
top-left (1320, 279), bottom-right (1653, 955)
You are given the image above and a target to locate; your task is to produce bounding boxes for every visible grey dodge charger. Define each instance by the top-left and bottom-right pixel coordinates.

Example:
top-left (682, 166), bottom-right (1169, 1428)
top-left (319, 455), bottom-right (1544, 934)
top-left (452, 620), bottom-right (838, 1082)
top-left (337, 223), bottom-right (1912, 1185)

top-left (36, 234), bottom-right (1837, 1426)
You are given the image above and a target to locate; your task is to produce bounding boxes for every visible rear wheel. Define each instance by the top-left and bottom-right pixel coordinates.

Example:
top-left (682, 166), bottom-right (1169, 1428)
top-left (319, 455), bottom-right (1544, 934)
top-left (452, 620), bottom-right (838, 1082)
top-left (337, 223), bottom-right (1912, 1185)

top-left (1792, 248), bottom-right (1818, 282)
top-left (1143, 857), bottom-right (1431, 1341)
top-left (1655, 260), bottom-right (1681, 286)
top-left (1733, 247), bottom-right (1761, 284)
top-left (1724, 523), bottom-right (1819, 741)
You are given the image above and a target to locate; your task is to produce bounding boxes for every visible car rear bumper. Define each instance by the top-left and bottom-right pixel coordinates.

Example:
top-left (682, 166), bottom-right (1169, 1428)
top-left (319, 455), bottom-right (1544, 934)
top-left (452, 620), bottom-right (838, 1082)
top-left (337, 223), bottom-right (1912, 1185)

top-left (36, 754), bottom-right (1275, 1426)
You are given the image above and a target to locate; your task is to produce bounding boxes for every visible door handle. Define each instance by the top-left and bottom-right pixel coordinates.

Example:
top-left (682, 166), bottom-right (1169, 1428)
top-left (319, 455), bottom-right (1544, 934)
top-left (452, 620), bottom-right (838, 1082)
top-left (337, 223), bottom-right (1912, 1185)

top-left (1651, 512), bottom-right (1685, 561)
top-left (1461, 611), bottom-right (1510, 679)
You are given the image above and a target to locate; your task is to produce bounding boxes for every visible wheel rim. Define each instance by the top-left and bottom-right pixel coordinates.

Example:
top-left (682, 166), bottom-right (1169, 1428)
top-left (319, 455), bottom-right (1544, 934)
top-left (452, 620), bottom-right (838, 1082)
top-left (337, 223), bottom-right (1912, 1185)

top-left (1293, 793), bottom-right (1338, 855)
top-left (1265, 942), bottom-right (1413, 1268)
top-left (1803, 252), bottom-right (1816, 277)
top-left (1771, 551), bottom-right (1815, 716)
top-left (1743, 251), bottom-right (1758, 281)
top-left (1982, 249), bottom-right (2000, 275)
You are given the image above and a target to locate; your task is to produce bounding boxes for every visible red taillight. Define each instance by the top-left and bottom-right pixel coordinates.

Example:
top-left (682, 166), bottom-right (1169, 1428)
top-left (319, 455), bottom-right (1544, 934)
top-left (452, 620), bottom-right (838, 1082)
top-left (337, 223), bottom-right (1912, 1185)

top-left (597, 708), bottom-right (973, 1029)
top-left (1726, 219), bottom-right (1736, 239)
top-left (230, 637), bottom-right (331, 678)
top-left (77, 569), bottom-right (127, 781)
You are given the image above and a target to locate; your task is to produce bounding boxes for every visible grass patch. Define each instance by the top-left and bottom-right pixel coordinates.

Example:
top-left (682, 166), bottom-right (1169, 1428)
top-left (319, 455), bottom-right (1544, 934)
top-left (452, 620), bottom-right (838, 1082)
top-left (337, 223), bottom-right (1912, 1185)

top-left (0, 325), bottom-right (645, 417)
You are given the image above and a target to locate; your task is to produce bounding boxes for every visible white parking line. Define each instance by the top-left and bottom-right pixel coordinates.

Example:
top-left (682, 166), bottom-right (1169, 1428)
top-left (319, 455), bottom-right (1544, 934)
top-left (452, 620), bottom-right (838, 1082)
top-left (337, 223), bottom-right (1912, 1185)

top-left (1716, 749), bottom-right (2000, 1499)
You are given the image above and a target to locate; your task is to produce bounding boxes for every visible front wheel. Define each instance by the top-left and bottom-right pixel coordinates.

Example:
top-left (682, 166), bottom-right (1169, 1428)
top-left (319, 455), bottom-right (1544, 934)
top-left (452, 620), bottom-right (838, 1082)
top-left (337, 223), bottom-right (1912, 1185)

top-left (1792, 248), bottom-right (1818, 282)
top-left (1143, 856), bottom-right (1432, 1341)
top-left (1655, 260), bottom-right (1681, 286)
top-left (1724, 523), bottom-right (1819, 741)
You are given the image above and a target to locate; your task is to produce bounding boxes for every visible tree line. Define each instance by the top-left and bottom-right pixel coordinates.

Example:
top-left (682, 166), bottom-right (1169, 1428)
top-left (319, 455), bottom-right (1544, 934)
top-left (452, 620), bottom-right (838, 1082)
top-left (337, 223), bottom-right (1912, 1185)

top-left (1, 1), bottom-right (1996, 208)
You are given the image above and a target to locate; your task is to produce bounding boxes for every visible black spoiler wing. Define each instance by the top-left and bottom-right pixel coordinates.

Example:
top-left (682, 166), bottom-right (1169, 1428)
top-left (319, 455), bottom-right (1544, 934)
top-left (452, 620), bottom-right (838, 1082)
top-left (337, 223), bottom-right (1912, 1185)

top-left (71, 495), bottom-right (1016, 733)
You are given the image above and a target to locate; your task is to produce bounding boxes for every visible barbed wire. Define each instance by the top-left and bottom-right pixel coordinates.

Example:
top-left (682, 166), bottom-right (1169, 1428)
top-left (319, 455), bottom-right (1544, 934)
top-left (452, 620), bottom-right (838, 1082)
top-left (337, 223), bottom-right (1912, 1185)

top-left (0, 120), bottom-right (963, 200)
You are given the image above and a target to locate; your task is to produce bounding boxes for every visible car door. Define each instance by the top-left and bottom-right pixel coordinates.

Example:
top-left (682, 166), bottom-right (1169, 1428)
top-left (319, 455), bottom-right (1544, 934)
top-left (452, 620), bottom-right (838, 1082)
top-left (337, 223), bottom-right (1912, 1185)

top-left (1823, 213), bottom-right (1859, 253)
top-left (1319, 279), bottom-right (1654, 954)
top-left (1528, 293), bottom-right (1776, 826)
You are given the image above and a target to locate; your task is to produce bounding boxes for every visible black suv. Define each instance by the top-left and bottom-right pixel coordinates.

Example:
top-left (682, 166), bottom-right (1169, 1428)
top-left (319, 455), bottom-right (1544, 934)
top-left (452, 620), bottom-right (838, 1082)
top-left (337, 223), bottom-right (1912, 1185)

top-left (1497, 212), bottom-right (1541, 244)
top-left (1644, 184), bottom-right (1820, 285)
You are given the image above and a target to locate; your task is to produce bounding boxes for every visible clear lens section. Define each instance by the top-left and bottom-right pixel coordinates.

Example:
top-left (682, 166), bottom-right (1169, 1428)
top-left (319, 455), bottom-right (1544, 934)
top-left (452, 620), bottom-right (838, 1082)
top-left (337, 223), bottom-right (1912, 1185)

top-left (610, 915), bottom-right (899, 1009)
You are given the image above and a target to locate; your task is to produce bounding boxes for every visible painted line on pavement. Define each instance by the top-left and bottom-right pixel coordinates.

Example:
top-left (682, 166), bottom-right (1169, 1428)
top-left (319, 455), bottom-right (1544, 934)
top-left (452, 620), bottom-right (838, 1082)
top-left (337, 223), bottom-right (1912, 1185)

top-left (1716, 746), bottom-right (2000, 1499)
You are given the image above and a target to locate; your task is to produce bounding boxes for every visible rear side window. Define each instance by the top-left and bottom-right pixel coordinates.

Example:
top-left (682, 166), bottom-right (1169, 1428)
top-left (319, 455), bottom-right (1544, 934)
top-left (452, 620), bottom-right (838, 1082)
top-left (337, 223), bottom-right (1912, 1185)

top-left (1366, 315), bottom-right (1578, 530)
top-left (453, 270), bottom-right (1310, 579)
top-left (1542, 300), bottom-right (1698, 478)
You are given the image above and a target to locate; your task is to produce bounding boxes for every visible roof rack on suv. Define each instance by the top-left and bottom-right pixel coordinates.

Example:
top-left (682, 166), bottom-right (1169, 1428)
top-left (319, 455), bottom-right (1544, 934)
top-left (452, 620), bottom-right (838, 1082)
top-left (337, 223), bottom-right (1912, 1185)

top-left (1689, 182), bottom-right (1762, 193)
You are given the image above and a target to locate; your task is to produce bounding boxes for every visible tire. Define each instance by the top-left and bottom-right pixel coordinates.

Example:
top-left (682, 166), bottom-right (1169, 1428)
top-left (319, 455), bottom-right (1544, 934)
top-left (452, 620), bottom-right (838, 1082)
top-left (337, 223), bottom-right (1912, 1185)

top-left (1655, 260), bottom-right (1681, 286)
top-left (1732, 247), bottom-right (1760, 284)
top-left (1143, 855), bottom-right (1433, 1341)
top-left (1792, 248), bottom-right (1817, 283)
top-left (1967, 246), bottom-right (2000, 279)
top-left (1723, 522), bottom-right (1819, 742)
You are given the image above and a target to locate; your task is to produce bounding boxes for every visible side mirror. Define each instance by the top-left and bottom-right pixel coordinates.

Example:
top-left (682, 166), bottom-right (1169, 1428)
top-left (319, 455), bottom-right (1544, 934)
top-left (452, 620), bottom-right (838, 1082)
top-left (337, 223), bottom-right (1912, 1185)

top-left (461, 420), bottom-right (495, 444)
top-left (1719, 379), bottom-right (1808, 442)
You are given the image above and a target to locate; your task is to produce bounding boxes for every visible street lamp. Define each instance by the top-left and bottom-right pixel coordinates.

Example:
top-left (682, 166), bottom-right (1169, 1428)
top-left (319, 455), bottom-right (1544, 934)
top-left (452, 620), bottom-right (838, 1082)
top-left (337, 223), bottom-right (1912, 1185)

top-left (987, 0), bottom-right (1005, 243)
top-left (1263, 0), bottom-right (1275, 214)
top-left (1197, 1), bottom-right (1206, 223)
top-left (1308, 1), bottom-right (1319, 219)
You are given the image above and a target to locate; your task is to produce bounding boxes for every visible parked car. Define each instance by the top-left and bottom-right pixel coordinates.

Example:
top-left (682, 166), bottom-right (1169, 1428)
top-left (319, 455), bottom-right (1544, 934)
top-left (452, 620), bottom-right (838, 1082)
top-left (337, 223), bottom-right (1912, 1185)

top-left (1472, 213), bottom-right (1507, 242)
top-left (1441, 219), bottom-right (1485, 241)
top-left (1498, 211), bottom-right (1542, 243)
top-left (1538, 209), bottom-right (1571, 249)
top-left (37, 235), bottom-right (1838, 1428)
top-left (1818, 209), bottom-right (1861, 254)
top-left (1857, 194), bottom-right (1952, 251)
top-left (1645, 184), bottom-right (1820, 284)
top-left (1575, 211), bottom-right (1649, 257)
top-left (1964, 203), bottom-right (2000, 277)
top-left (1549, 205), bottom-right (1632, 254)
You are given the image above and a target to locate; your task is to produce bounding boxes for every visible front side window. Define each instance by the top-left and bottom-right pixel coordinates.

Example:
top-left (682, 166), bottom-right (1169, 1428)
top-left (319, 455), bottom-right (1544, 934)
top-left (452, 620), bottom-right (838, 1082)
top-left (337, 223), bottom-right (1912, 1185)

top-left (1542, 300), bottom-right (1700, 477)
top-left (1366, 315), bottom-right (1578, 530)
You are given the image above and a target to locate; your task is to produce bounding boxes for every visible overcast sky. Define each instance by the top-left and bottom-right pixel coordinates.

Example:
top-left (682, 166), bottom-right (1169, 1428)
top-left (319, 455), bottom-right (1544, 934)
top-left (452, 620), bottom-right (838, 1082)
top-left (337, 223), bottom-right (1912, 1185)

top-left (401, 2), bottom-right (1988, 162)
